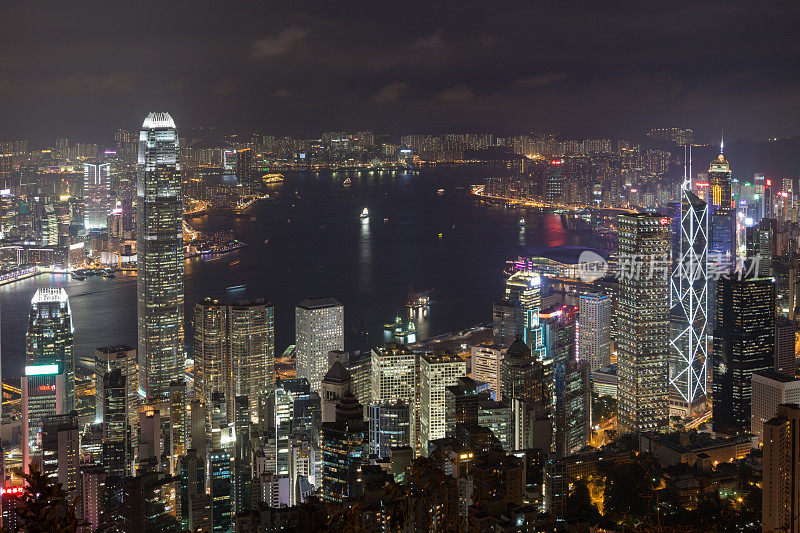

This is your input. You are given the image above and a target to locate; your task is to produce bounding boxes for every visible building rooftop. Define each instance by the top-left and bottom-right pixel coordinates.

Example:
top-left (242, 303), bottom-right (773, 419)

top-left (297, 297), bottom-right (342, 310)
top-left (754, 370), bottom-right (799, 384)
top-left (142, 112), bottom-right (176, 130)
top-left (322, 361), bottom-right (351, 383)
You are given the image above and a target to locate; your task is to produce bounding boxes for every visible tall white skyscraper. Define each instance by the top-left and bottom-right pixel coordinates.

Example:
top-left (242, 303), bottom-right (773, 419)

top-left (137, 112), bottom-right (183, 397)
top-left (295, 298), bottom-right (344, 391)
top-left (578, 292), bottom-right (611, 372)
top-left (419, 353), bottom-right (466, 456)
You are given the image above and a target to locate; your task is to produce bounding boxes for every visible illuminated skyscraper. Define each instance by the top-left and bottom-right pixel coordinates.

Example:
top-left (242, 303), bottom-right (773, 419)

top-left (83, 162), bottom-right (111, 230)
top-left (193, 298), bottom-right (275, 424)
top-left (616, 213), bottom-right (671, 433)
top-left (295, 298), bottom-right (344, 391)
top-left (709, 144), bottom-right (732, 213)
top-left (504, 270), bottom-right (542, 339)
top-left (669, 188), bottom-right (709, 415)
top-left (26, 287), bottom-right (75, 413)
top-left (419, 353), bottom-right (466, 455)
top-left (137, 112), bottom-right (183, 398)
top-left (578, 291), bottom-right (612, 372)
top-left (712, 275), bottom-right (775, 435)
top-left (22, 364), bottom-right (66, 475)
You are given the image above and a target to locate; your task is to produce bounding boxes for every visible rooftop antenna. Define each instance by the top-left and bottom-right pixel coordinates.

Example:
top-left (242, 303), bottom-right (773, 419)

top-left (720, 129), bottom-right (724, 154)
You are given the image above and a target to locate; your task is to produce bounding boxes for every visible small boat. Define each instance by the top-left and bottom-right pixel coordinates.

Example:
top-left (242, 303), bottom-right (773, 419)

top-left (360, 207), bottom-right (369, 219)
top-left (343, 178), bottom-right (352, 186)
top-left (383, 217), bottom-right (389, 223)
top-left (519, 217), bottom-right (526, 227)
top-left (437, 188), bottom-right (445, 196)
top-left (230, 260), bottom-right (240, 266)
top-left (226, 284), bottom-right (246, 291)
top-left (264, 238), bottom-right (270, 245)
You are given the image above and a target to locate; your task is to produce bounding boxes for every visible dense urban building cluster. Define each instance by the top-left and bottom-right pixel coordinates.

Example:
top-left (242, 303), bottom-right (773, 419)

top-left (1, 113), bottom-right (800, 532)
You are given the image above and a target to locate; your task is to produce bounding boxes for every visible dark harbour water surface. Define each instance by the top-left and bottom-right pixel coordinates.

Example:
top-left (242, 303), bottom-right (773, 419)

top-left (0, 167), bottom-right (601, 378)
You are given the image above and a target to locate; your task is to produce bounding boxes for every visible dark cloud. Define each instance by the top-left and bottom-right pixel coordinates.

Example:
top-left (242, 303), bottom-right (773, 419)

top-left (0, 0), bottom-right (797, 142)
top-left (251, 26), bottom-right (311, 59)
top-left (371, 82), bottom-right (409, 104)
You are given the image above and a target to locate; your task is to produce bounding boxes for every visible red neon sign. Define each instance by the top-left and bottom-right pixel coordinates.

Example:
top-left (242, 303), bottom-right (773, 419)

top-left (0, 487), bottom-right (23, 497)
top-left (766, 179), bottom-right (772, 186)
top-left (695, 182), bottom-right (709, 188)
top-left (550, 159), bottom-right (562, 165)
top-left (37, 385), bottom-right (55, 392)
top-left (660, 218), bottom-right (670, 225)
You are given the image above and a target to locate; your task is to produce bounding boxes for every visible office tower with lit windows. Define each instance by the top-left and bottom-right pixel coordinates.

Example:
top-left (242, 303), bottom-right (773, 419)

top-left (295, 298), bottom-right (344, 392)
top-left (713, 275), bottom-right (776, 435)
top-left (370, 344), bottom-right (416, 404)
top-left (504, 270), bottom-right (542, 339)
top-left (26, 287), bottom-right (74, 413)
top-left (22, 364), bottom-right (65, 475)
top-left (320, 410), bottom-right (365, 503)
top-left (367, 401), bottom-right (411, 457)
top-left (233, 396), bottom-right (252, 518)
top-left (102, 369), bottom-right (128, 479)
top-left (616, 213), bottom-right (671, 433)
top-left (544, 158), bottom-right (565, 204)
top-left (170, 381), bottom-right (187, 474)
top-left (193, 298), bottom-right (275, 424)
top-left (180, 449), bottom-right (207, 532)
top-left (41, 412), bottom-right (80, 503)
top-left (774, 317), bottom-right (796, 375)
top-left (137, 112), bottom-right (183, 398)
top-left (227, 300), bottom-right (275, 419)
top-left (471, 344), bottom-right (503, 400)
top-left (193, 299), bottom-right (226, 415)
top-left (94, 345), bottom-right (138, 430)
top-left (669, 189), bottom-right (709, 416)
top-left (419, 353), bottom-right (467, 456)
top-left (492, 300), bottom-right (516, 347)
top-left (83, 162), bottom-right (112, 229)
top-left (762, 403), bottom-right (800, 533)
top-left (81, 465), bottom-right (107, 532)
top-left (578, 291), bottom-right (611, 372)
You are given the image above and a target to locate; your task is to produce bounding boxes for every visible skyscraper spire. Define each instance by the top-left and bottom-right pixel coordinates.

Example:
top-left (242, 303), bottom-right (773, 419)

top-left (720, 129), bottom-right (724, 154)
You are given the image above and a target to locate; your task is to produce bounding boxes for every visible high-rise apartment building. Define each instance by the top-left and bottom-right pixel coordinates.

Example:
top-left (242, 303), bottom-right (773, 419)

top-left (295, 298), bottom-right (344, 391)
top-left (616, 213), bottom-right (671, 433)
top-left (419, 353), bottom-right (466, 456)
top-left (137, 112), bottom-right (184, 397)
top-left (578, 291), bottom-right (611, 372)
top-left (26, 287), bottom-right (74, 413)
top-left (713, 276), bottom-right (776, 435)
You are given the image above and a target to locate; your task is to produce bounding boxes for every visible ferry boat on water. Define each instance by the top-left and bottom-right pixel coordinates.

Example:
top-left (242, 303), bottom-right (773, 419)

top-left (360, 207), bottom-right (369, 219)
top-left (262, 173), bottom-right (284, 184)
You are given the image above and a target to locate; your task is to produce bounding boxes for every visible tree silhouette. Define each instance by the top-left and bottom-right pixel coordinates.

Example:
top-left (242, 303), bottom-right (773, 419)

top-left (1, 463), bottom-right (88, 533)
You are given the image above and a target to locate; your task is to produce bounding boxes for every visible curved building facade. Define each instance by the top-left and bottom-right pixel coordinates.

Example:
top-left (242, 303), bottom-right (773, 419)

top-left (137, 112), bottom-right (183, 397)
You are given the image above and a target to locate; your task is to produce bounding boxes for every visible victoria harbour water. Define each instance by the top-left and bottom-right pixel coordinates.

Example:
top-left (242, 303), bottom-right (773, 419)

top-left (0, 167), bottom-right (600, 379)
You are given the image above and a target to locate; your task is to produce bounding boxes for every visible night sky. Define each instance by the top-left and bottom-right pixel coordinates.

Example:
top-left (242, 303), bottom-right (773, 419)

top-left (2, 0), bottom-right (798, 143)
